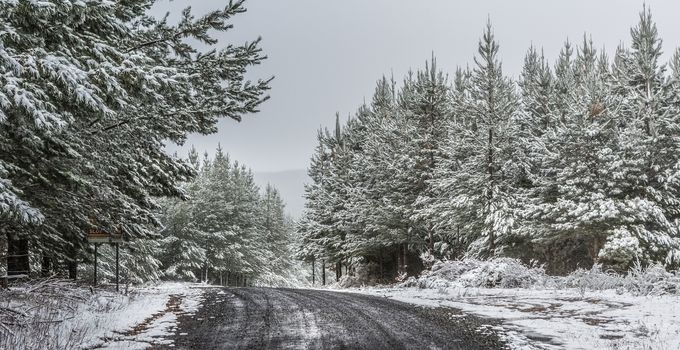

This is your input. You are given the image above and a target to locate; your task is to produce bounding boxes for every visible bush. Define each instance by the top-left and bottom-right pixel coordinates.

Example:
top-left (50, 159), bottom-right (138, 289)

top-left (401, 258), bottom-right (547, 289)
top-left (401, 258), bottom-right (680, 296)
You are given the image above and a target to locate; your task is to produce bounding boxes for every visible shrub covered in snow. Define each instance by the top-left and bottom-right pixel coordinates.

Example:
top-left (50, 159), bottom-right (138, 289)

top-left (401, 258), bottom-right (547, 289)
top-left (402, 258), bottom-right (680, 296)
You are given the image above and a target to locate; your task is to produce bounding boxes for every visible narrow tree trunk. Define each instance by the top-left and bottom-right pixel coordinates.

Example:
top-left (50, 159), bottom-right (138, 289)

top-left (6, 233), bottom-right (29, 276)
top-left (226, 271), bottom-right (230, 286)
top-left (379, 249), bottom-right (384, 280)
top-left (243, 276), bottom-right (247, 287)
top-left (396, 247), bottom-right (403, 276)
top-left (68, 260), bottom-right (77, 280)
top-left (41, 254), bottom-right (52, 278)
top-left (321, 259), bottom-right (326, 286)
top-left (335, 261), bottom-right (342, 282)
top-left (487, 128), bottom-right (496, 255)
top-left (402, 243), bottom-right (408, 275)
top-left (589, 237), bottom-right (604, 265)
top-left (312, 259), bottom-right (316, 285)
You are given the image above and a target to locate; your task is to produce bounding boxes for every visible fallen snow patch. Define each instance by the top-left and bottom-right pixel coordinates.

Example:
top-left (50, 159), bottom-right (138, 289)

top-left (350, 259), bottom-right (680, 350)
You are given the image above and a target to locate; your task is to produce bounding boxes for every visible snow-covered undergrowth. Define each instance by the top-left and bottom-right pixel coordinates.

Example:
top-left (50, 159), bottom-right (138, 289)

top-left (401, 258), bottom-right (680, 296)
top-left (0, 280), bottom-right (205, 350)
top-left (354, 258), bottom-right (680, 349)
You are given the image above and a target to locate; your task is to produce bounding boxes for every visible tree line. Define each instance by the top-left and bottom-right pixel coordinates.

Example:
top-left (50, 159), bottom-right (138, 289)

top-left (0, 0), bottom-right (270, 280)
top-left (154, 146), bottom-right (302, 286)
top-left (297, 9), bottom-right (680, 279)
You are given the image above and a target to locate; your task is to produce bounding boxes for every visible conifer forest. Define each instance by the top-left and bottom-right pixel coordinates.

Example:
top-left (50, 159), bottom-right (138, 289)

top-left (2, 1), bottom-right (680, 349)
top-left (299, 10), bottom-right (680, 278)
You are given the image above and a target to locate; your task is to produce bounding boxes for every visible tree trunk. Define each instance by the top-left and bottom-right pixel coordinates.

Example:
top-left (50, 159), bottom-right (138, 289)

top-left (226, 271), bottom-right (230, 286)
top-left (396, 247), bottom-right (403, 275)
top-left (379, 249), bottom-right (384, 280)
top-left (68, 260), bottom-right (77, 280)
top-left (41, 254), bottom-right (52, 278)
top-left (312, 259), bottom-right (316, 285)
top-left (402, 243), bottom-right (408, 276)
top-left (487, 127), bottom-right (496, 255)
top-left (6, 233), bottom-right (29, 276)
top-left (321, 259), bottom-right (326, 286)
top-left (589, 237), bottom-right (604, 265)
top-left (335, 261), bottom-right (342, 282)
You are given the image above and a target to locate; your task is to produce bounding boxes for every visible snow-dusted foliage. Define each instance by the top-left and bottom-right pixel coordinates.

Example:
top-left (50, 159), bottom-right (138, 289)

top-left (402, 258), bottom-right (680, 296)
top-left (401, 258), bottom-right (546, 289)
top-left (156, 146), bottom-right (303, 286)
top-left (0, 0), bottom-right (270, 278)
top-left (297, 8), bottom-right (680, 279)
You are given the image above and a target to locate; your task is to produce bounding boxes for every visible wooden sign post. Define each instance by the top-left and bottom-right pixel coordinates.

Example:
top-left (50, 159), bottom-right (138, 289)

top-left (87, 231), bottom-right (125, 292)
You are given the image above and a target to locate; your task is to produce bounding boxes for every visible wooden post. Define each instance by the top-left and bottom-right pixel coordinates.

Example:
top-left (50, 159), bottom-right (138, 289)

top-left (115, 243), bottom-right (119, 292)
top-left (93, 244), bottom-right (98, 287)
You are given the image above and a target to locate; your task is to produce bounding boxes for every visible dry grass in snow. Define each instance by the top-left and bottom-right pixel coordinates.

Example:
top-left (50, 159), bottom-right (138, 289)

top-left (0, 280), bottom-right (205, 350)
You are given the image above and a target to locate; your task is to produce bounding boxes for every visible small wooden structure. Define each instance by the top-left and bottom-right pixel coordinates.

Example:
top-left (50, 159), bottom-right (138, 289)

top-left (87, 228), bottom-right (125, 292)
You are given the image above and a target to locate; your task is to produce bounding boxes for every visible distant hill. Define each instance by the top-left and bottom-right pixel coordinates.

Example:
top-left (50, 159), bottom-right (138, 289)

top-left (254, 169), bottom-right (308, 219)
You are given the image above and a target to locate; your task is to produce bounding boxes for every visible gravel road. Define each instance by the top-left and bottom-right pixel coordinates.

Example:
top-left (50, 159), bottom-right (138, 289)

top-left (161, 287), bottom-right (507, 350)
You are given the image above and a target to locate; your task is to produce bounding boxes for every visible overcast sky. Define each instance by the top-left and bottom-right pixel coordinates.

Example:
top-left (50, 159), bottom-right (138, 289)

top-left (158, 0), bottom-right (679, 173)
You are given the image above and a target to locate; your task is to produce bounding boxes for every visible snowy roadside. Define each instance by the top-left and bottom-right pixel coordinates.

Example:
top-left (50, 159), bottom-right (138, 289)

top-left (333, 258), bottom-right (680, 350)
top-left (351, 285), bottom-right (679, 349)
top-left (0, 280), bottom-right (207, 350)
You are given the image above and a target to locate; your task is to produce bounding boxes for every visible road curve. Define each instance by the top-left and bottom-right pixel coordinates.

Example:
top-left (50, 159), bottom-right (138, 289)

top-left (162, 287), bottom-right (506, 350)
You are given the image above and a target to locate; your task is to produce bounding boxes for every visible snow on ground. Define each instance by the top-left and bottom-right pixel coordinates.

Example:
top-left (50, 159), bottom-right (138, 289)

top-left (86, 282), bottom-right (206, 349)
top-left (343, 259), bottom-right (680, 350)
top-left (0, 280), bottom-right (207, 350)
top-left (354, 286), bottom-right (680, 349)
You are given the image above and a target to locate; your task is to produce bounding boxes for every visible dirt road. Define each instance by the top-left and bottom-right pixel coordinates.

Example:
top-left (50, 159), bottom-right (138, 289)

top-left (161, 287), bottom-right (507, 350)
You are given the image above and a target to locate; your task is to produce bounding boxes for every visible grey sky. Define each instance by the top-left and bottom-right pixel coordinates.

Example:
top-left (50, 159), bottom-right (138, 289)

top-left (158, 0), bottom-right (679, 172)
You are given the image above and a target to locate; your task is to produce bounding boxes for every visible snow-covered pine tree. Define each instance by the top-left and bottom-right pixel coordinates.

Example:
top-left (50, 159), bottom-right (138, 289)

top-left (428, 21), bottom-right (520, 257)
top-left (158, 146), bottom-right (296, 285)
top-left (600, 8), bottom-right (680, 267)
top-left (257, 185), bottom-right (304, 286)
top-left (0, 0), bottom-right (270, 277)
top-left (401, 56), bottom-right (453, 258)
top-left (524, 37), bottom-right (624, 269)
top-left (343, 77), bottom-right (400, 274)
top-left (518, 46), bottom-right (554, 136)
top-left (296, 129), bottom-right (335, 279)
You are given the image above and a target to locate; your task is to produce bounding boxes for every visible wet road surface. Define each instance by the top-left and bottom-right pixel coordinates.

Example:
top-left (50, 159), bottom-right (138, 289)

top-left (161, 287), bottom-right (507, 350)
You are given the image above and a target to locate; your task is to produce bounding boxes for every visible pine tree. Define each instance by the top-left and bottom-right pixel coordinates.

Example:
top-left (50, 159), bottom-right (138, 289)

top-left (0, 0), bottom-right (271, 277)
top-left (601, 8), bottom-right (680, 266)
top-left (525, 37), bottom-right (623, 268)
top-left (428, 21), bottom-right (520, 257)
top-left (402, 56), bottom-right (453, 256)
